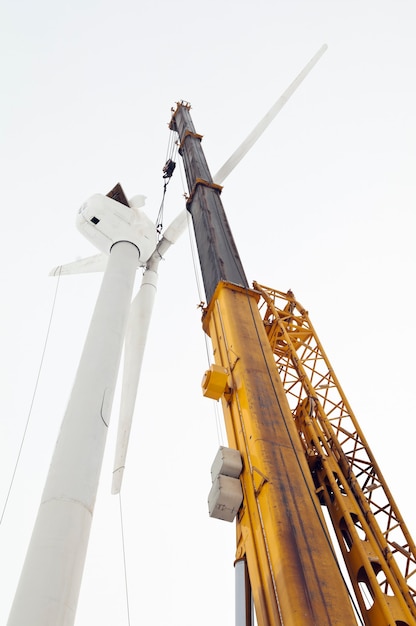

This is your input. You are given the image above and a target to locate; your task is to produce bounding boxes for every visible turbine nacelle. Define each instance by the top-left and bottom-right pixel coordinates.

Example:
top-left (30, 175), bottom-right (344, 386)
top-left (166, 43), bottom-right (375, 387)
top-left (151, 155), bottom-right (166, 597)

top-left (76, 193), bottom-right (157, 264)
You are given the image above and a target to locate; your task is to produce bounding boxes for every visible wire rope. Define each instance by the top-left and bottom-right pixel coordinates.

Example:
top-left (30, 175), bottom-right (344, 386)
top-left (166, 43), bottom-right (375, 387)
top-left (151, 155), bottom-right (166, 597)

top-left (182, 167), bottom-right (225, 447)
top-left (0, 268), bottom-right (62, 525)
top-left (157, 130), bottom-right (179, 238)
top-left (118, 492), bottom-right (131, 626)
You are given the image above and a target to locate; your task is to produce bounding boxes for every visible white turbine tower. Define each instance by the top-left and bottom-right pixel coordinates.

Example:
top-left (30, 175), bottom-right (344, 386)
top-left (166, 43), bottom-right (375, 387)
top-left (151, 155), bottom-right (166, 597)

top-left (7, 189), bottom-right (157, 625)
top-left (7, 45), bottom-right (327, 626)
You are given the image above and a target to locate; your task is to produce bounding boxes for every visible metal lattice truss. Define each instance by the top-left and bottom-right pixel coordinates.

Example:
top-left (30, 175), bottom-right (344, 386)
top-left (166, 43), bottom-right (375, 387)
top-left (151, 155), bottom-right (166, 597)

top-left (254, 282), bottom-right (416, 608)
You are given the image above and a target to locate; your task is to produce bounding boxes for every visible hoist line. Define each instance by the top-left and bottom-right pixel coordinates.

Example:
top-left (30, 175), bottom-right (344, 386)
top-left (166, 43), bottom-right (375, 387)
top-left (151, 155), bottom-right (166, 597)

top-left (118, 492), bottom-right (131, 626)
top-left (0, 267), bottom-right (62, 526)
top-left (157, 129), bottom-right (179, 237)
top-left (176, 150), bottom-right (226, 448)
top-left (185, 198), bottom-right (225, 447)
top-left (156, 183), bottom-right (168, 238)
top-left (165, 122), bottom-right (176, 162)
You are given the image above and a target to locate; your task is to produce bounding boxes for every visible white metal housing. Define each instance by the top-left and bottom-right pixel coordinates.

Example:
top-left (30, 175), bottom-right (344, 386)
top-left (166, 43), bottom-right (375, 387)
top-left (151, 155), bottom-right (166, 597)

top-left (76, 193), bottom-right (157, 262)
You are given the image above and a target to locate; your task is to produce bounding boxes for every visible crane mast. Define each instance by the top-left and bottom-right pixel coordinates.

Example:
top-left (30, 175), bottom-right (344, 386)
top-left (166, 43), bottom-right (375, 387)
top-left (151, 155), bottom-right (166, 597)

top-left (170, 101), bottom-right (416, 626)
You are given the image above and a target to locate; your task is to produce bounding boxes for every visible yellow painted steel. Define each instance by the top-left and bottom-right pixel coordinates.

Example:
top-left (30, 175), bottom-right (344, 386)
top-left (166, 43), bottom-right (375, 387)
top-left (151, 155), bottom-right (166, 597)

top-left (202, 281), bottom-right (357, 626)
top-left (253, 283), bottom-right (416, 626)
top-left (202, 364), bottom-right (229, 400)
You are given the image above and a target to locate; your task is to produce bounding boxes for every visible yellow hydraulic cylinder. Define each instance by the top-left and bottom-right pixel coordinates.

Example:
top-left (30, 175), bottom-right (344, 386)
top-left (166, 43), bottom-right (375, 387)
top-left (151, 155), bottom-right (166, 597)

top-left (202, 281), bottom-right (357, 626)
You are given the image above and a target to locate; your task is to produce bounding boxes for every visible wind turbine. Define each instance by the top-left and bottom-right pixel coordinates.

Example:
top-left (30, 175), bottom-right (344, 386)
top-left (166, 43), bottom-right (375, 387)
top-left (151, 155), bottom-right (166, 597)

top-left (7, 44), bottom-right (327, 626)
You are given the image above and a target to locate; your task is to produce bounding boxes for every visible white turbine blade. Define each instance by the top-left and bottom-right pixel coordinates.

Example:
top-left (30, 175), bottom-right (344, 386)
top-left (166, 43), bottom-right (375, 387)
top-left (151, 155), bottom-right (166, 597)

top-left (112, 209), bottom-right (189, 494)
top-left (110, 40), bottom-right (327, 492)
top-left (111, 41), bottom-right (328, 488)
top-left (213, 44), bottom-right (328, 185)
top-left (49, 253), bottom-right (108, 276)
top-left (112, 266), bottom-right (158, 494)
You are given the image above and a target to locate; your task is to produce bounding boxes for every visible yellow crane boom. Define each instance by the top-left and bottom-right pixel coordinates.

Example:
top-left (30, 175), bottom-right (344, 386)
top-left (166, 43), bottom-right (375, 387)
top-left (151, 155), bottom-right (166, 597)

top-left (169, 101), bottom-right (416, 626)
top-left (202, 281), bottom-right (356, 625)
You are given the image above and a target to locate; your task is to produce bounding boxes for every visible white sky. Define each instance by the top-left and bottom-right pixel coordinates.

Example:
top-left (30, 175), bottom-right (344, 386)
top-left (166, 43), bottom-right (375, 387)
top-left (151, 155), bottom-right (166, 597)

top-left (0, 1), bottom-right (415, 624)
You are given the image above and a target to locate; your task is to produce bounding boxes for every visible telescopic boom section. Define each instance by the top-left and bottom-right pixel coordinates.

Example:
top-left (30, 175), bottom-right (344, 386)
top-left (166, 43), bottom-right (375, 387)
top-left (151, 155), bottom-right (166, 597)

top-left (170, 102), bottom-right (358, 626)
top-left (169, 102), bottom-right (249, 302)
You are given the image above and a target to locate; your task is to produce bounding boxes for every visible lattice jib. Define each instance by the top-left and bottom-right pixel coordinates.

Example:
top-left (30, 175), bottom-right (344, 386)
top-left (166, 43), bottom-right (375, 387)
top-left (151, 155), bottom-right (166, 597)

top-left (254, 282), bottom-right (416, 609)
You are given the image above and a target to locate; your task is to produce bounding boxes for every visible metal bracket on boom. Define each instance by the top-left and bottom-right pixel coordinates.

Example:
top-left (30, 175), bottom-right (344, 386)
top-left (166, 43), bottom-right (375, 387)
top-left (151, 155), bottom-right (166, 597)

top-left (201, 364), bottom-right (229, 400)
top-left (177, 129), bottom-right (203, 152)
top-left (186, 178), bottom-right (223, 209)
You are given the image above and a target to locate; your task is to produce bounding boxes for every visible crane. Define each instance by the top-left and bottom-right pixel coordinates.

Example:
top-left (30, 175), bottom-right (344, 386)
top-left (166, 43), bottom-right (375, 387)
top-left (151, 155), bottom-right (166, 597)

top-left (169, 101), bottom-right (416, 626)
